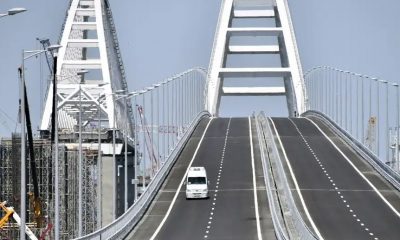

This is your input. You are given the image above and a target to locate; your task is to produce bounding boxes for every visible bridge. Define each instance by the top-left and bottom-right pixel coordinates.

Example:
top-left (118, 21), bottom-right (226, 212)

top-left (0, 0), bottom-right (399, 239)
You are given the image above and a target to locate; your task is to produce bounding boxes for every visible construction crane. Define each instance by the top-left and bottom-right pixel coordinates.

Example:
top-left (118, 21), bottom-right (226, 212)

top-left (18, 68), bottom-right (43, 226)
top-left (0, 201), bottom-right (38, 240)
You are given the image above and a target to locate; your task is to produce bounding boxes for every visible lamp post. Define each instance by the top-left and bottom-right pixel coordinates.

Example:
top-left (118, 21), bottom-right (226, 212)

top-left (96, 83), bottom-right (109, 229)
top-left (393, 83), bottom-right (399, 172)
top-left (20, 44), bottom-right (61, 240)
top-left (147, 86), bottom-right (155, 177)
top-left (0, 7), bottom-right (26, 18)
top-left (153, 84), bottom-right (161, 171)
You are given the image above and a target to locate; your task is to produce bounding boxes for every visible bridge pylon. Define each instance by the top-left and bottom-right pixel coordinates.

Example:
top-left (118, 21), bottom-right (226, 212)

top-left (41, 0), bottom-right (133, 135)
top-left (207, 0), bottom-right (305, 117)
top-left (39, 0), bottom-right (135, 236)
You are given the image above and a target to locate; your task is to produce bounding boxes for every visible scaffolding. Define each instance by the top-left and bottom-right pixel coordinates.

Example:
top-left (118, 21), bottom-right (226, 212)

top-left (0, 135), bottom-right (52, 239)
top-left (0, 136), bottom-right (99, 239)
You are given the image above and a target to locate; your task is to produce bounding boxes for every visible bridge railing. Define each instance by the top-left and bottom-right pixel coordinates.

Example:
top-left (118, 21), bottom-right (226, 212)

top-left (75, 68), bottom-right (209, 239)
top-left (255, 112), bottom-right (318, 240)
top-left (305, 66), bottom-right (400, 173)
top-left (130, 67), bottom-right (207, 180)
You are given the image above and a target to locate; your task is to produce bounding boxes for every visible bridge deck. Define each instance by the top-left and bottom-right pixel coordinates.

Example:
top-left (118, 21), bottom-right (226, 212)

top-left (127, 118), bottom-right (275, 240)
top-left (271, 117), bottom-right (400, 240)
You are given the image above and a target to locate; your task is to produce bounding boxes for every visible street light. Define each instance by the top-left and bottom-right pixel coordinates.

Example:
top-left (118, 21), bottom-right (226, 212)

top-left (20, 45), bottom-right (62, 240)
top-left (0, 7), bottom-right (26, 18)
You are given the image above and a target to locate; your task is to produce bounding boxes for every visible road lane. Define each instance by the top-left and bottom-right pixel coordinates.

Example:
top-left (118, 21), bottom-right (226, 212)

top-left (271, 117), bottom-right (400, 240)
top-left (128, 118), bottom-right (274, 240)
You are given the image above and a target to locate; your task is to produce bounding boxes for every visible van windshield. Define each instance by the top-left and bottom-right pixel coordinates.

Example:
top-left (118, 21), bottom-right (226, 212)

top-left (188, 177), bottom-right (206, 185)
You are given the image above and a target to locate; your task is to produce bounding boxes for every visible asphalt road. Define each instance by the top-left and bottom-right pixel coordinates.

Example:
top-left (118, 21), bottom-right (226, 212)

top-left (271, 117), bottom-right (400, 240)
top-left (128, 117), bottom-right (275, 240)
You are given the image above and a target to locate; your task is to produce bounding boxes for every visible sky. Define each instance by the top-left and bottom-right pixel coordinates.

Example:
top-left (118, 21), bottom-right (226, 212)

top-left (0, 0), bottom-right (399, 137)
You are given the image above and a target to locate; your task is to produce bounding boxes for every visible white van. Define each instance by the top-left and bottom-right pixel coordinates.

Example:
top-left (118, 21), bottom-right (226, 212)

top-left (185, 167), bottom-right (209, 199)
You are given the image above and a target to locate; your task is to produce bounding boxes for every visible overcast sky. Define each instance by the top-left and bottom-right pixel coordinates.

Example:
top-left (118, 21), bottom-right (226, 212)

top-left (0, 0), bottom-right (399, 137)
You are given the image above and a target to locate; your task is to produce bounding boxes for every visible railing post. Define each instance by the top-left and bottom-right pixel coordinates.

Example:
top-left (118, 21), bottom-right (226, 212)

top-left (167, 80), bottom-right (170, 157)
top-left (337, 70), bottom-right (344, 126)
top-left (350, 73), bottom-right (353, 135)
top-left (345, 71), bottom-right (348, 131)
top-left (377, 79), bottom-right (380, 157)
top-left (140, 93), bottom-right (144, 189)
top-left (396, 83), bottom-right (400, 172)
top-left (360, 75), bottom-right (364, 144)
top-left (134, 94), bottom-right (138, 201)
top-left (355, 73), bottom-right (359, 140)
top-left (385, 81), bottom-right (389, 163)
top-left (336, 70), bottom-right (339, 124)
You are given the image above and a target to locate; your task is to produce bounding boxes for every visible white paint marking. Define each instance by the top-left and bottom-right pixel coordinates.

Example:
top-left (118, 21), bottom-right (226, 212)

top-left (269, 118), bottom-right (324, 240)
top-left (149, 118), bottom-right (213, 240)
top-left (306, 118), bottom-right (400, 217)
top-left (249, 117), bottom-right (263, 240)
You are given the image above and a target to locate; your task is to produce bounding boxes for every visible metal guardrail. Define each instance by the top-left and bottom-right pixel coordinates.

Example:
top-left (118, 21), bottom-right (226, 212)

top-left (254, 114), bottom-right (289, 240)
top-left (74, 111), bottom-right (210, 240)
top-left (304, 111), bottom-right (400, 191)
top-left (255, 112), bottom-right (318, 240)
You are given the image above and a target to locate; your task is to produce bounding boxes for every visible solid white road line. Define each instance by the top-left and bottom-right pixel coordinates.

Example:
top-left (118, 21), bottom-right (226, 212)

top-left (269, 117), bottom-right (324, 240)
top-left (149, 118), bottom-right (213, 240)
top-left (248, 117), bottom-right (262, 240)
top-left (306, 117), bottom-right (400, 217)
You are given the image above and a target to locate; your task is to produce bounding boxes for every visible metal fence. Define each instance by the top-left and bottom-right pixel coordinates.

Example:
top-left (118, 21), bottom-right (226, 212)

top-left (131, 68), bottom-right (207, 181)
top-left (75, 68), bottom-right (209, 239)
top-left (305, 66), bottom-right (400, 173)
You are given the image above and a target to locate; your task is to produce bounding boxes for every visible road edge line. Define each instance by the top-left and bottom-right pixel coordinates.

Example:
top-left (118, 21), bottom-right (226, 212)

top-left (249, 117), bottom-right (263, 240)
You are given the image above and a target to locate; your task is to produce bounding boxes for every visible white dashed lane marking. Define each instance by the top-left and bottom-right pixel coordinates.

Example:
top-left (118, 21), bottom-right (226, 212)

top-left (204, 118), bottom-right (231, 239)
top-left (289, 118), bottom-right (378, 239)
